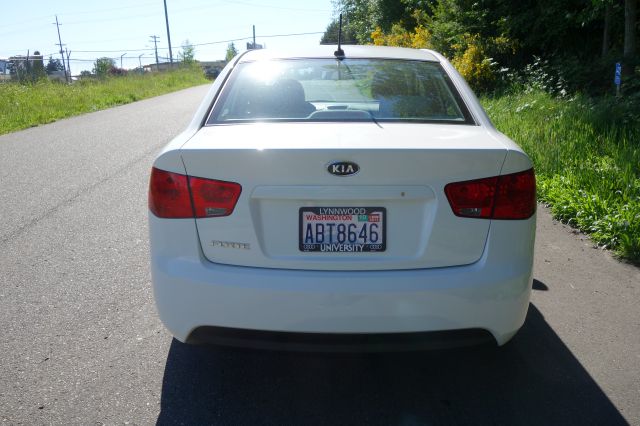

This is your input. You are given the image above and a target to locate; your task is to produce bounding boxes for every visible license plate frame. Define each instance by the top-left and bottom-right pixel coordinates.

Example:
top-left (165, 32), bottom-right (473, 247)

top-left (299, 207), bottom-right (386, 253)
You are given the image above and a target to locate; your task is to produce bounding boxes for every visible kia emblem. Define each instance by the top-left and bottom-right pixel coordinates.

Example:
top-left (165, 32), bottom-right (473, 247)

top-left (327, 161), bottom-right (360, 176)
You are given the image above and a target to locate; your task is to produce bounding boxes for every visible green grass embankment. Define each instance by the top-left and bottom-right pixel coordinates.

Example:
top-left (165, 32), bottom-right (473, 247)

top-left (2, 73), bottom-right (637, 262)
top-left (0, 66), bottom-right (209, 135)
top-left (484, 91), bottom-right (640, 263)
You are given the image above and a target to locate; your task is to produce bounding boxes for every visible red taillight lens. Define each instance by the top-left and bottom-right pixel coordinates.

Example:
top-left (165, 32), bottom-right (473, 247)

top-left (149, 167), bottom-right (193, 218)
top-left (445, 169), bottom-right (536, 220)
top-left (493, 169), bottom-right (536, 219)
top-left (189, 176), bottom-right (241, 218)
top-left (444, 176), bottom-right (497, 219)
top-left (148, 167), bottom-right (242, 218)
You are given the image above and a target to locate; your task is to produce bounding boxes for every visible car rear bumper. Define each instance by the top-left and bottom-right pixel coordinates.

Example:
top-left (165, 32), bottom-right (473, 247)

top-left (149, 214), bottom-right (535, 347)
top-left (186, 326), bottom-right (495, 352)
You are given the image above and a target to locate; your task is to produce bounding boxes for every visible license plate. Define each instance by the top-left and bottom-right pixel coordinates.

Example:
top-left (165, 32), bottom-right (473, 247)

top-left (299, 207), bottom-right (386, 252)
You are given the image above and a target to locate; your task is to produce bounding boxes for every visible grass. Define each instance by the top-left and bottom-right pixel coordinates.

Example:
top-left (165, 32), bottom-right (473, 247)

top-left (2, 70), bottom-right (637, 262)
top-left (483, 90), bottom-right (640, 263)
top-left (0, 66), bottom-right (209, 135)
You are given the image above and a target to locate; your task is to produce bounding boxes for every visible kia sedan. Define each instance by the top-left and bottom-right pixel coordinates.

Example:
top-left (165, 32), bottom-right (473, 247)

top-left (148, 45), bottom-right (536, 350)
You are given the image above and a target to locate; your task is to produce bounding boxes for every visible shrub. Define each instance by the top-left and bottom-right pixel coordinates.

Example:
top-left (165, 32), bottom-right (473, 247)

top-left (450, 34), bottom-right (496, 92)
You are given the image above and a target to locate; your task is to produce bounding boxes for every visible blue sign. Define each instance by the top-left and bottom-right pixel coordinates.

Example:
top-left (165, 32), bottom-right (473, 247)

top-left (615, 62), bottom-right (621, 86)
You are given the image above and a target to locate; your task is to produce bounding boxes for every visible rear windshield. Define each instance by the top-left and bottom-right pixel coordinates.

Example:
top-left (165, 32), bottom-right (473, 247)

top-left (207, 58), bottom-right (474, 124)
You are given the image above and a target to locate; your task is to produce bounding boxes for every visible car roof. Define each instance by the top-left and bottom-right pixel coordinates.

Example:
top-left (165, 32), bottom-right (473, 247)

top-left (237, 45), bottom-right (439, 63)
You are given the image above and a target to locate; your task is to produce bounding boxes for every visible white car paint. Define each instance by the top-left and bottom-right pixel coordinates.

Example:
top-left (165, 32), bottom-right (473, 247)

top-left (148, 45), bottom-right (536, 347)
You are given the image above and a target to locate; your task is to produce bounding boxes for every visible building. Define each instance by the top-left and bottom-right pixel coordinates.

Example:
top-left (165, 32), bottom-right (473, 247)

top-left (0, 59), bottom-right (9, 81)
top-left (142, 60), bottom-right (227, 79)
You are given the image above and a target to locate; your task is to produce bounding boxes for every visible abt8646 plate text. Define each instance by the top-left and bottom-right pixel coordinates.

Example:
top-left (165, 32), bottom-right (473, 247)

top-left (299, 207), bottom-right (386, 253)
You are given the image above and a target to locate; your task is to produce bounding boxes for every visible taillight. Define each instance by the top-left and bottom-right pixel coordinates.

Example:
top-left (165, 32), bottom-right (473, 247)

top-left (149, 168), bottom-right (193, 218)
top-left (189, 176), bottom-right (241, 218)
top-left (492, 169), bottom-right (536, 219)
top-left (445, 169), bottom-right (535, 220)
top-left (148, 167), bottom-right (241, 218)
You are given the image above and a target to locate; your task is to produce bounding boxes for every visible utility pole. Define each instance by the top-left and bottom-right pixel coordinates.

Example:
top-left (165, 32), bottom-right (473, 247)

top-left (150, 35), bottom-right (160, 68)
top-left (163, 0), bottom-right (173, 66)
top-left (53, 15), bottom-right (68, 83)
top-left (120, 53), bottom-right (126, 69)
top-left (253, 25), bottom-right (256, 49)
top-left (65, 49), bottom-right (71, 79)
top-left (138, 53), bottom-right (144, 70)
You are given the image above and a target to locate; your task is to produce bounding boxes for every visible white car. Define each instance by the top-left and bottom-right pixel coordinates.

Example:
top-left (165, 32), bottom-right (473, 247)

top-left (148, 45), bottom-right (536, 350)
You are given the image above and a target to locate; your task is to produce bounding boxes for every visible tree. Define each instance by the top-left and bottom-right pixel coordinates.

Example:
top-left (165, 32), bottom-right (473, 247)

top-left (340, 0), bottom-right (632, 93)
top-left (225, 42), bottom-right (238, 62)
top-left (332, 0), bottom-right (379, 43)
top-left (178, 39), bottom-right (196, 64)
top-left (329, 0), bottom-right (426, 44)
top-left (31, 51), bottom-right (46, 80)
top-left (623, 0), bottom-right (637, 79)
top-left (7, 56), bottom-right (27, 81)
top-left (320, 19), bottom-right (358, 44)
top-left (93, 57), bottom-right (116, 77)
top-left (8, 50), bottom-right (46, 82)
top-left (46, 56), bottom-right (64, 74)
top-left (601, 0), bottom-right (613, 58)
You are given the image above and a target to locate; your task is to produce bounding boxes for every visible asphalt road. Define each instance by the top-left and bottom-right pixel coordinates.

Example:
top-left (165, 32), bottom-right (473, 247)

top-left (1, 85), bottom-right (639, 425)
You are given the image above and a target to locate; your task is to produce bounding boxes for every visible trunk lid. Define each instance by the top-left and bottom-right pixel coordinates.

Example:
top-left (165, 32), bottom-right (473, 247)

top-left (180, 122), bottom-right (507, 271)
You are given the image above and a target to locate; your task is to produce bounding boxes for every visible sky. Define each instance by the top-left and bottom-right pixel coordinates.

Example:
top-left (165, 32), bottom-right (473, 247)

top-left (1, 0), bottom-right (336, 75)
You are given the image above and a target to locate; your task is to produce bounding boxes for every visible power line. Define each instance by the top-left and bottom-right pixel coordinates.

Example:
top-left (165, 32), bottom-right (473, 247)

top-left (258, 31), bottom-right (325, 39)
top-left (182, 35), bottom-right (257, 48)
top-left (0, 14), bottom-right (53, 32)
top-left (3, 30), bottom-right (327, 66)
top-left (73, 47), bottom-right (158, 53)
top-left (59, 1), bottom-right (159, 17)
top-left (63, 11), bottom-right (162, 26)
top-left (224, 0), bottom-right (331, 13)
top-left (70, 30), bottom-right (325, 54)
top-left (0, 0), bottom-right (332, 38)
